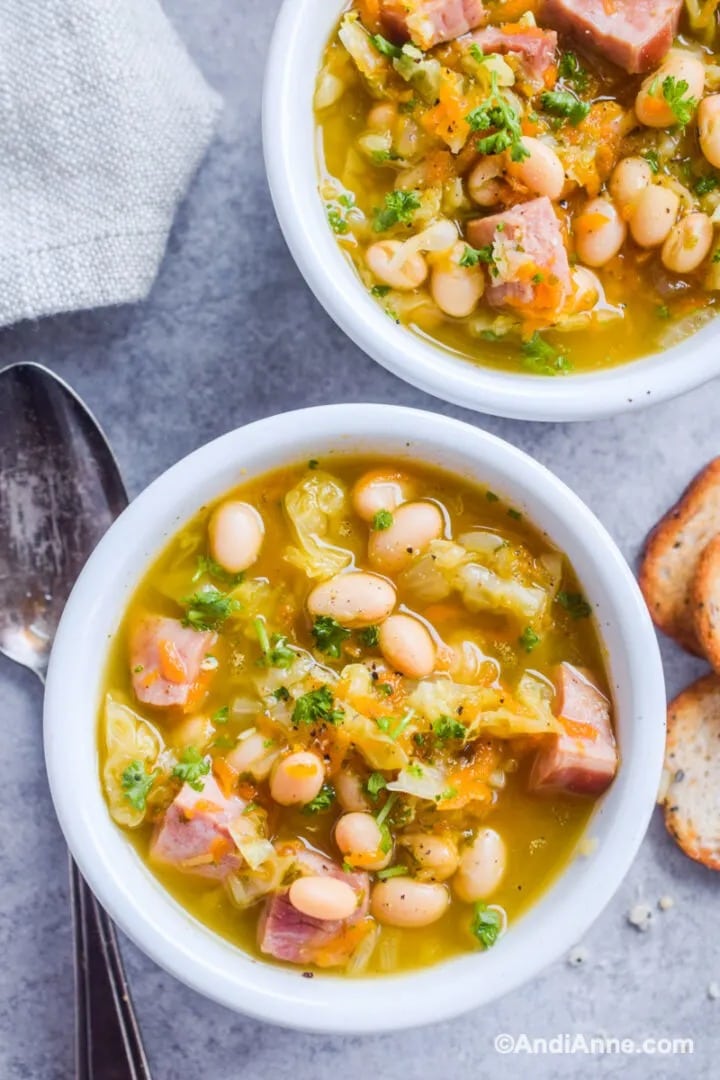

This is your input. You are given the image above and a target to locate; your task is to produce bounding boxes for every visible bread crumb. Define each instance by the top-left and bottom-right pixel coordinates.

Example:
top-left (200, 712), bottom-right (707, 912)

top-left (658, 895), bottom-right (674, 911)
top-left (567, 945), bottom-right (589, 967)
top-left (627, 903), bottom-right (653, 932)
top-left (708, 982), bottom-right (720, 1000)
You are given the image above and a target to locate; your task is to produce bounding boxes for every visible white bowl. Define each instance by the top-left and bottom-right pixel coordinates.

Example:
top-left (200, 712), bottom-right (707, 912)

top-left (263, 0), bottom-right (720, 422)
top-left (44, 404), bottom-right (665, 1032)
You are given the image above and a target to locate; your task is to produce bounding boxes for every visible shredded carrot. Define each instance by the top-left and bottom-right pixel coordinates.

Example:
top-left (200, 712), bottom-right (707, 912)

top-left (213, 757), bottom-right (238, 798)
top-left (158, 638), bottom-right (188, 684)
top-left (209, 836), bottom-right (234, 863)
top-left (237, 780), bottom-right (257, 801)
top-left (561, 717), bottom-right (599, 742)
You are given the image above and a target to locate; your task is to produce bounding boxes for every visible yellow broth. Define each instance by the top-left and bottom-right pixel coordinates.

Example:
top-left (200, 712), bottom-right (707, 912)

top-left (315, 2), bottom-right (720, 375)
top-left (100, 457), bottom-right (607, 975)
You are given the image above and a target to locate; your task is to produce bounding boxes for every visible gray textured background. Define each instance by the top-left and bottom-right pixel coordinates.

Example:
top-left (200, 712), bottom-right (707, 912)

top-left (0, 1), bottom-right (718, 1077)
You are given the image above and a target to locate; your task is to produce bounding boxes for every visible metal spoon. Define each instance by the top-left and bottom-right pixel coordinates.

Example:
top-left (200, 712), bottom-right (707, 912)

top-left (0, 362), bottom-right (151, 1079)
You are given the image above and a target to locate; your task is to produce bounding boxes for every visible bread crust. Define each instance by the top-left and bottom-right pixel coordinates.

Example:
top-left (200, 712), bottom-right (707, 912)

top-left (639, 458), bottom-right (720, 655)
top-left (663, 674), bottom-right (720, 870)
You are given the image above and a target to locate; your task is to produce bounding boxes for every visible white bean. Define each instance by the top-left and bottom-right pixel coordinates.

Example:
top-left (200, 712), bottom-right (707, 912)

top-left (307, 571), bottom-right (396, 628)
top-left (209, 501), bottom-right (264, 575)
top-left (352, 469), bottom-right (413, 522)
top-left (366, 240), bottom-right (428, 291)
top-left (270, 751), bottom-right (325, 806)
top-left (629, 185), bottom-right (679, 248)
top-left (289, 876), bottom-right (358, 921)
top-left (226, 732), bottom-right (276, 781)
top-left (609, 157), bottom-right (653, 213)
top-left (371, 878), bottom-right (449, 927)
top-left (467, 156), bottom-right (505, 207)
top-left (379, 614), bottom-right (436, 678)
top-left (635, 52), bottom-right (705, 128)
top-left (430, 241), bottom-right (484, 318)
top-left (174, 714), bottom-right (214, 750)
top-left (574, 197), bottom-right (626, 267)
top-left (335, 768), bottom-right (372, 812)
top-left (453, 828), bottom-right (507, 902)
top-left (661, 212), bottom-right (714, 274)
top-left (506, 137), bottom-right (564, 200)
top-left (367, 102), bottom-right (397, 131)
top-left (699, 95), bottom-right (720, 169)
top-left (335, 812), bottom-right (391, 871)
top-left (400, 833), bottom-right (459, 882)
top-left (368, 501), bottom-right (444, 575)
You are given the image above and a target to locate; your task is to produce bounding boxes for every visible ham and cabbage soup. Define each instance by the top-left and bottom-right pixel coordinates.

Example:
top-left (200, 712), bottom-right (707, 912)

top-left (315, 0), bottom-right (720, 374)
top-left (100, 459), bottom-right (618, 974)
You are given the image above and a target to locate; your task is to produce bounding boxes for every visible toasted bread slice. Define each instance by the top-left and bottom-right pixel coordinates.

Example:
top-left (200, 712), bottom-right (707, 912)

top-left (639, 458), bottom-right (720, 655)
top-left (663, 675), bottom-right (720, 870)
top-left (692, 535), bottom-right (720, 672)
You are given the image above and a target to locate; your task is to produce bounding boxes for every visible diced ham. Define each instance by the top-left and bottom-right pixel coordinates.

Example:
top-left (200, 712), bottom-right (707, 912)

top-left (130, 615), bottom-right (216, 708)
top-left (542, 0), bottom-right (683, 75)
top-left (470, 23), bottom-right (558, 86)
top-left (150, 775), bottom-right (246, 879)
top-left (380, 0), bottom-right (486, 50)
top-left (530, 663), bottom-right (618, 796)
top-left (466, 196), bottom-right (571, 315)
top-left (258, 847), bottom-right (370, 967)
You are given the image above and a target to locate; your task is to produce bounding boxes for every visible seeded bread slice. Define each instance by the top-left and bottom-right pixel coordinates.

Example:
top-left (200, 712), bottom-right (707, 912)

top-left (639, 458), bottom-right (720, 655)
top-left (663, 675), bottom-right (720, 870)
top-left (692, 535), bottom-right (720, 672)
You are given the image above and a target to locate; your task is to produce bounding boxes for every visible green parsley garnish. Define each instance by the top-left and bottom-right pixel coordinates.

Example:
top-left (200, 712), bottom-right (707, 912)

top-left (192, 555), bottom-right (244, 587)
top-left (521, 332), bottom-right (572, 376)
top-left (312, 615), bottom-right (351, 659)
top-left (376, 710), bottom-right (413, 741)
top-left (172, 747), bottom-right (210, 792)
top-left (181, 588), bottom-right (240, 631)
top-left (372, 189), bottom-right (421, 232)
top-left (371, 284), bottom-right (391, 297)
top-left (653, 75), bottom-right (698, 127)
top-left (255, 618), bottom-right (295, 669)
top-left (302, 783), bottom-right (336, 815)
top-left (657, 304), bottom-right (671, 319)
top-left (470, 902), bottom-right (503, 949)
top-left (369, 33), bottom-right (402, 58)
top-left (133, 664), bottom-right (144, 674)
top-left (695, 174), bottom-right (719, 196)
top-left (377, 865), bottom-right (409, 881)
top-left (432, 715), bottom-right (466, 740)
top-left (519, 627), bottom-right (540, 652)
top-left (273, 686), bottom-right (290, 702)
top-left (465, 73), bottom-right (529, 162)
top-left (372, 509), bottom-right (394, 531)
top-left (558, 50), bottom-right (588, 92)
top-left (459, 244), bottom-right (494, 268)
top-left (507, 508), bottom-right (523, 521)
top-left (469, 43), bottom-right (484, 63)
top-left (486, 490), bottom-right (500, 502)
top-left (292, 686), bottom-right (345, 727)
top-left (713, 250), bottom-right (720, 263)
top-left (327, 207), bottom-right (349, 235)
top-left (308, 458), bottom-right (319, 469)
top-left (557, 591), bottom-right (592, 619)
top-left (366, 772), bottom-right (388, 799)
top-left (540, 89), bottom-right (590, 126)
top-left (212, 705), bottom-right (229, 724)
top-left (375, 792), bottom-right (399, 856)
top-left (377, 681), bottom-right (393, 696)
top-left (360, 625), bottom-right (380, 647)
top-left (642, 149), bottom-right (660, 174)
top-left (121, 761), bottom-right (158, 812)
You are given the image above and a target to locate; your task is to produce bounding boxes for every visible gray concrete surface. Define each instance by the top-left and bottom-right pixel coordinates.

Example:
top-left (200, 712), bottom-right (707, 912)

top-left (0, 1), bottom-right (717, 1077)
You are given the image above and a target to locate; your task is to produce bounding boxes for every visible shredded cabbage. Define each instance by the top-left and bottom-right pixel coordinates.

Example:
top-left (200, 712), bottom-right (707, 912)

top-left (392, 44), bottom-right (443, 103)
top-left (102, 695), bottom-right (163, 827)
top-left (387, 762), bottom-right (447, 800)
top-left (283, 470), bottom-right (353, 579)
top-left (409, 677), bottom-right (562, 740)
top-left (226, 849), bottom-right (295, 910)
top-left (338, 12), bottom-right (390, 94)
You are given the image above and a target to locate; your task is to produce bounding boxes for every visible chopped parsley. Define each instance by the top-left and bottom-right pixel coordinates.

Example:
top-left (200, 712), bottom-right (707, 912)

top-left (292, 686), bottom-right (345, 727)
top-left (519, 627), bottom-right (540, 652)
top-left (557, 591), bottom-right (592, 619)
top-left (471, 902), bottom-right (503, 949)
top-left (255, 618), bottom-right (295, 669)
top-left (181, 588), bottom-right (240, 631)
top-left (376, 709), bottom-right (413, 741)
top-left (713, 250), bottom-right (720, 263)
top-left (520, 332), bottom-right (572, 376)
top-left (273, 686), bottom-right (290, 702)
top-left (371, 284), bottom-right (391, 298)
top-left (359, 625), bottom-right (380, 647)
top-left (192, 555), bottom-right (244, 587)
top-left (657, 304), bottom-right (671, 319)
top-left (327, 207), bottom-right (349, 235)
top-left (121, 761), bottom-right (158, 812)
top-left (366, 772), bottom-right (388, 799)
top-left (695, 174), bottom-right (719, 196)
top-left (507, 508), bottom-right (523, 521)
top-left (172, 747), bottom-right (210, 792)
top-left (432, 715), bottom-right (466, 740)
top-left (469, 43), bottom-right (484, 63)
top-left (376, 865), bottom-right (409, 880)
top-left (372, 189), bottom-right (421, 232)
top-left (653, 75), bottom-right (698, 127)
top-left (372, 509), bottom-right (394, 530)
top-left (540, 89), bottom-right (590, 126)
top-left (369, 32), bottom-right (402, 58)
top-left (212, 705), bottom-right (229, 724)
top-left (302, 783), bottom-right (336, 815)
top-left (459, 244), bottom-right (494, 268)
top-left (642, 149), bottom-right (660, 174)
top-left (377, 682), bottom-right (393, 696)
top-left (558, 50), bottom-right (588, 92)
top-left (312, 615), bottom-right (351, 659)
top-left (486, 490), bottom-right (500, 502)
top-left (465, 73), bottom-right (528, 162)
top-left (308, 458), bottom-right (319, 469)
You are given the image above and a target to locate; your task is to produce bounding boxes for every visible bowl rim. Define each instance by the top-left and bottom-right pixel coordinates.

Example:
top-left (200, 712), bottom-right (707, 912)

top-left (44, 403), bottom-right (666, 1032)
top-left (262, 0), bottom-right (720, 422)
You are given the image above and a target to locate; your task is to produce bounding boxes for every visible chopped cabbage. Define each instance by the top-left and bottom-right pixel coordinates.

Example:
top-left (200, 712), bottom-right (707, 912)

top-left (337, 664), bottom-right (409, 769)
top-left (102, 695), bottom-right (163, 827)
top-left (338, 12), bottom-right (390, 95)
top-left (226, 848), bottom-right (295, 910)
top-left (409, 677), bottom-right (562, 740)
top-left (283, 470), bottom-right (353, 579)
top-left (392, 45), bottom-right (443, 104)
top-left (387, 762), bottom-right (447, 800)
top-left (456, 562), bottom-right (546, 620)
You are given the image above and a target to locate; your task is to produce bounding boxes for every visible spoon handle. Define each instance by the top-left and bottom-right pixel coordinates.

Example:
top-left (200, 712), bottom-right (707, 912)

top-left (70, 856), bottom-right (152, 1078)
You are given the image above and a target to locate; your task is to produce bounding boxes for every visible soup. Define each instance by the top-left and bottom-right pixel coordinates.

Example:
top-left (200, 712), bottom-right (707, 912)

top-left (315, 0), bottom-right (720, 375)
top-left (99, 457), bottom-right (617, 975)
